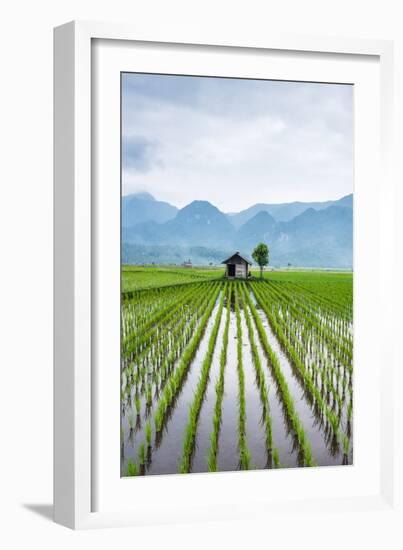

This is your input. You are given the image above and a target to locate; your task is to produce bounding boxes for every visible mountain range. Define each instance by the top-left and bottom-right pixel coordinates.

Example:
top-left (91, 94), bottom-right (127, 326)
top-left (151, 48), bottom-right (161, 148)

top-left (122, 192), bottom-right (353, 268)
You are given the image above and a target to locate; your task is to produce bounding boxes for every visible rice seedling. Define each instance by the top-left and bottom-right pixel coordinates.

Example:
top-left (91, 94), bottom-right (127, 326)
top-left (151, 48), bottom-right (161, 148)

top-left (126, 458), bottom-right (138, 476)
top-left (145, 421), bottom-right (152, 448)
top-left (272, 448), bottom-right (281, 468)
top-left (135, 396), bottom-right (141, 416)
top-left (138, 442), bottom-right (146, 466)
top-left (146, 384), bottom-right (152, 407)
top-left (342, 434), bottom-right (350, 456)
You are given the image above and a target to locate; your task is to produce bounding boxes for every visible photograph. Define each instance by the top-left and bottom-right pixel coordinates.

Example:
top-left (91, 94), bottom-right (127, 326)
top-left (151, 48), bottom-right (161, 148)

top-left (120, 72), bottom-right (353, 477)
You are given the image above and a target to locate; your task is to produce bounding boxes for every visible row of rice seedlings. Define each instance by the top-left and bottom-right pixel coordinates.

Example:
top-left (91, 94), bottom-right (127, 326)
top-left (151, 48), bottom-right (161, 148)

top-left (256, 282), bottom-right (350, 397)
top-left (207, 283), bottom-right (232, 472)
top-left (263, 281), bottom-right (352, 368)
top-left (122, 282), bottom-right (206, 360)
top-left (125, 282), bottom-right (219, 433)
top-left (122, 283), bottom-right (192, 350)
top-left (234, 284), bottom-right (251, 470)
top-left (122, 287), bottom-right (164, 326)
top-left (123, 281), bottom-right (205, 364)
top-left (266, 281), bottom-right (351, 354)
top-left (121, 283), bottom-right (220, 467)
top-left (251, 282), bottom-right (343, 443)
top-left (147, 284), bottom-right (218, 394)
top-left (123, 277), bottom-right (203, 320)
top-left (122, 267), bottom-right (222, 295)
top-left (154, 284), bottom-right (222, 433)
top-left (122, 283), bottom-right (188, 340)
top-left (123, 283), bottom-right (208, 349)
top-left (296, 327), bottom-right (351, 410)
top-left (257, 277), bottom-right (353, 422)
top-left (144, 308), bottom-right (202, 394)
top-left (238, 283), bottom-right (276, 465)
top-left (147, 293), bottom-right (205, 377)
top-left (257, 281), bottom-right (353, 411)
top-left (151, 282), bottom-right (219, 381)
top-left (267, 302), bottom-right (350, 415)
top-left (178, 284), bottom-right (226, 473)
top-left (273, 281), bottom-right (352, 362)
top-left (266, 291), bottom-right (352, 441)
top-left (123, 282), bottom-right (215, 396)
top-left (279, 281), bottom-right (351, 324)
top-left (243, 285), bottom-right (315, 467)
top-left (278, 279), bottom-right (352, 321)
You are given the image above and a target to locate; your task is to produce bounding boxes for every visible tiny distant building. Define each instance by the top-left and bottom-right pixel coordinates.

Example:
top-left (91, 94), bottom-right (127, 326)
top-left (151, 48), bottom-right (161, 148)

top-left (222, 252), bottom-right (251, 279)
top-left (182, 259), bottom-right (193, 268)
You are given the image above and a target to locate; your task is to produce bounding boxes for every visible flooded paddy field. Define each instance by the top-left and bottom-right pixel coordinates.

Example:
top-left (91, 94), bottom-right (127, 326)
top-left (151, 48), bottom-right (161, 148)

top-left (121, 269), bottom-right (353, 477)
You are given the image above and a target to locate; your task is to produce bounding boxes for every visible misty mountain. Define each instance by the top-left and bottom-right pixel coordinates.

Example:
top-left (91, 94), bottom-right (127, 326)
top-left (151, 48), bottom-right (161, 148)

top-left (122, 192), bottom-right (178, 227)
top-left (123, 200), bottom-right (234, 248)
top-left (122, 195), bottom-right (353, 268)
top-left (169, 201), bottom-right (234, 247)
top-left (228, 194), bottom-right (353, 226)
top-left (271, 206), bottom-right (352, 268)
top-left (237, 210), bottom-right (277, 251)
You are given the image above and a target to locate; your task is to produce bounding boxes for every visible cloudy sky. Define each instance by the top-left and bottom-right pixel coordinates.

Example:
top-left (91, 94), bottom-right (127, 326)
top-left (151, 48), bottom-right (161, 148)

top-left (122, 73), bottom-right (353, 212)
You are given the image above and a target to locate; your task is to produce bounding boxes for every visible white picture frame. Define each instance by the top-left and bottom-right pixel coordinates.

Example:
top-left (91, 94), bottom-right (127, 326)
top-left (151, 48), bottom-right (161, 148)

top-left (54, 20), bottom-right (397, 530)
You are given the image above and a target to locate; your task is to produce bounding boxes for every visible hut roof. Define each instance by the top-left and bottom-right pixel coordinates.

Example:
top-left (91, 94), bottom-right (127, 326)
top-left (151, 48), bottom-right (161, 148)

top-left (221, 252), bottom-right (252, 265)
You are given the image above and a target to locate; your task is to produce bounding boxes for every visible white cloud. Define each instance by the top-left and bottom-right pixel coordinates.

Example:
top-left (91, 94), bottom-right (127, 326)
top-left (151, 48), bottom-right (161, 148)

top-left (122, 75), bottom-right (353, 211)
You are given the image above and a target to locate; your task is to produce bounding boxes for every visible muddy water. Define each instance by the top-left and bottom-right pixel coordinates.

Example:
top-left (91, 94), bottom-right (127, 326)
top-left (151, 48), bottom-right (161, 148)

top-left (216, 309), bottom-right (240, 472)
top-left (191, 305), bottom-right (227, 473)
top-left (146, 292), bottom-right (222, 475)
top-left (250, 288), bottom-right (344, 466)
top-left (239, 308), bottom-right (270, 470)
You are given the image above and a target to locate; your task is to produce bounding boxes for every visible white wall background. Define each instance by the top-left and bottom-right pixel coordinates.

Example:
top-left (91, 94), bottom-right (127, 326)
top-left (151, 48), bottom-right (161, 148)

top-left (0, 0), bottom-right (402, 547)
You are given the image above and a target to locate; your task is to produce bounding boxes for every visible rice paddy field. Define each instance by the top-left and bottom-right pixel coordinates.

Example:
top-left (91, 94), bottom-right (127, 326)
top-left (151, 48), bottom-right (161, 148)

top-left (121, 267), bottom-right (353, 476)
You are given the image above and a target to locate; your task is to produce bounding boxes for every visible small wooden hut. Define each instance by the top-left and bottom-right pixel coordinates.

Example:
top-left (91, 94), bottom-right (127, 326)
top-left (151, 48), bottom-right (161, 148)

top-left (222, 252), bottom-right (251, 279)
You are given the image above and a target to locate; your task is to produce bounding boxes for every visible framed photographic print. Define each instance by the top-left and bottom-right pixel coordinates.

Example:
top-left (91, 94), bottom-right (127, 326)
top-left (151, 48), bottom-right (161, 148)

top-left (54, 21), bottom-right (397, 529)
top-left (119, 72), bottom-right (354, 477)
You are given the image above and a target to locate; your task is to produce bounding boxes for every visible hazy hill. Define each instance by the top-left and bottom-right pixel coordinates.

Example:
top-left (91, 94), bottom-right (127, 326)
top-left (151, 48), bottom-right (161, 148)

top-left (122, 193), bottom-right (353, 268)
top-left (237, 210), bottom-right (277, 251)
top-left (228, 194), bottom-right (352, 226)
top-left (123, 200), bottom-right (234, 248)
top-left (122, 192), bottom-right (178, 226)
top-left (271, 205), bottom-right (353, 268)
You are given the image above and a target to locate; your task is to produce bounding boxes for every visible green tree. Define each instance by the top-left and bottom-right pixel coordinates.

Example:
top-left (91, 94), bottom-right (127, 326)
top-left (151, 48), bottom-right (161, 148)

top-left (252, 243), bottom-right (269, 279)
